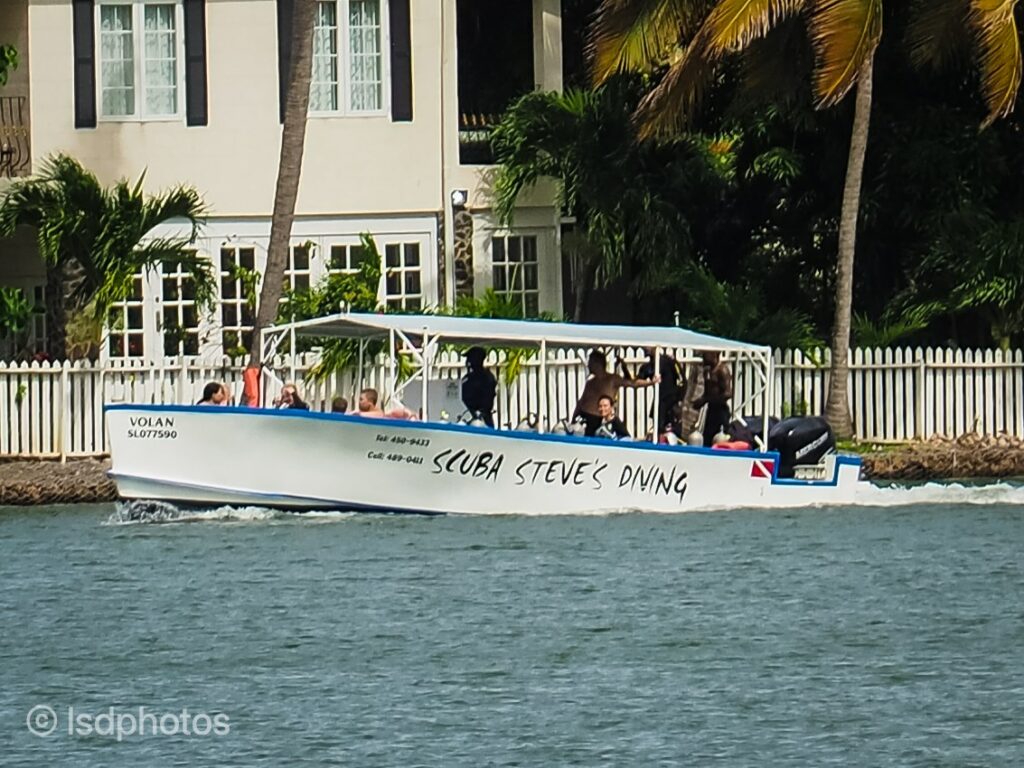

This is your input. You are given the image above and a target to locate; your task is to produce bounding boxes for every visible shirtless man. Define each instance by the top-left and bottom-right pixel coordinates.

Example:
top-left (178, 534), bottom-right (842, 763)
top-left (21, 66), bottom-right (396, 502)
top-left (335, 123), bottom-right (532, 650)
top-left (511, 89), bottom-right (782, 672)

top-left (354, 387), bottom-right (386, 418)
top-left (692, 351), bottom-right (733, 446)
top-left (573, 351), bottom-right (658, 436)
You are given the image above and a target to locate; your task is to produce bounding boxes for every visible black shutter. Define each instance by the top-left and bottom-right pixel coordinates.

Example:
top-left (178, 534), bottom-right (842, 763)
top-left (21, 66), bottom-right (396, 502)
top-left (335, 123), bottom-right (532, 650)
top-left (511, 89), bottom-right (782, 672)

top-left (183, 0), bottom-right (208, 126)
top-left (276, 0), bottom-right (294, 123)
top-left (389, 0), bottom-right (412, 122)
top-left (72, 0), bottom-right (96, 129)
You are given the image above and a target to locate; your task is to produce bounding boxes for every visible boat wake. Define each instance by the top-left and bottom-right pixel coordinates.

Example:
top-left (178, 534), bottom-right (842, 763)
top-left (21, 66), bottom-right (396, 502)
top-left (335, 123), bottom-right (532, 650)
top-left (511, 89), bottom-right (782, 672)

top-left (106, 480), bottom-right (1024, 524)
top-left (851, 480), bottom-right (1024, 508)
top-left (106, 500), bottom-right (357, 525)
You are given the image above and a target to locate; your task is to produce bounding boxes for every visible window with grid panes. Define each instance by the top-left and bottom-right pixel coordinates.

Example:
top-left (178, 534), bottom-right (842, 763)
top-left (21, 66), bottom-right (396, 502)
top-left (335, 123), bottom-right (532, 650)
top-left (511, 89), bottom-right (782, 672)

top-left (492, 234), bottom-right (539, 316)
top-left (98, 1), bottom-right (181, 119)
top-left (161, 258), bottom-right (200, 356)
top-left (328, 241), bottom-right (372, 274)
top-left (108, 272), bottom-right (146, 357)
top-left (284, 243), bottom-right (313, 296)
top-left (219, 246), bottom-right (256, 355)
top-left (383, 242), bottom-right (422, 310)
top-left (311, 0), bottom-right (384, 114)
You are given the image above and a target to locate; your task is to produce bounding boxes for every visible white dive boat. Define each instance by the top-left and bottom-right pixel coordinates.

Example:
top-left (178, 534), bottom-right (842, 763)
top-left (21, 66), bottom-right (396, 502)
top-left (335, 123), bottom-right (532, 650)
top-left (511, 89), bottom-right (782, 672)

top-left (105, 313), bottom-right (862, 514)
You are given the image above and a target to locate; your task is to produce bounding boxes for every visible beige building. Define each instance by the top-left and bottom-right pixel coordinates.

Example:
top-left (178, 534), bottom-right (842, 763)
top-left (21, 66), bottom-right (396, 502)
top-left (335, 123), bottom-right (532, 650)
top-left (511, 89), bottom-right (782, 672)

top-left (0, 0), bottom-right (564, 361)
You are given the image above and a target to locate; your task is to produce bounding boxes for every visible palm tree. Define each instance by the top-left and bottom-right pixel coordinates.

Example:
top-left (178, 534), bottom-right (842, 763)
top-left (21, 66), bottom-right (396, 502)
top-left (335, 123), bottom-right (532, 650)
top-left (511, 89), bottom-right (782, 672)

top-left (909, 0), bottom-right (1021, 128)
top-left (0, 153), bottom-right (213, 359)
top-left (491, 84), bottom-right (708, 321)
top-left (249, 0), bottom-right (318, 367)
top-left (591, 0), bottom-right (884, 438)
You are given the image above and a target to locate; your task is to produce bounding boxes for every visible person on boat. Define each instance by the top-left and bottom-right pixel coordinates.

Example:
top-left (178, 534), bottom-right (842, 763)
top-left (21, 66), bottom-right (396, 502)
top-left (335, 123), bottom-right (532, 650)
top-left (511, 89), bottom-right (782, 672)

top-left (353, 388), bottom-right (386, 418)
top-left (626, 348), bottom-right (681, 436)
top-left (594, 395), bottom-right (630, 440)
top-left (461, 346), bottom-right (497, 427)
top-left (275, 383), bottom-right (310, 411)
top-left (197, 381), bottom-right (226, 406)
top-left (692, 351), bottom-right (732, 446)
top-left (331, 396), bottom-right (348, 413)
top-left (573, 350), bottom-right (658, 436)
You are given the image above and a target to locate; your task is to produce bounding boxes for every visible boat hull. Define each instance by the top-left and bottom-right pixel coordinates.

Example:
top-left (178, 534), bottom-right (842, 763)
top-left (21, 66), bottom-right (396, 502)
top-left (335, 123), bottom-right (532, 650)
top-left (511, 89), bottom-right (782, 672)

top-left (105, 405), bottom-right (862, 514)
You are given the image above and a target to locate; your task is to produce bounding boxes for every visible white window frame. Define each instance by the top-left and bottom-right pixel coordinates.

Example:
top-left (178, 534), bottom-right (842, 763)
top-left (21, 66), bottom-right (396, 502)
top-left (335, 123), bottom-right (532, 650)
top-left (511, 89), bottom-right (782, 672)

top-left (383, 241), bottom-right (425, 311)
top-left (309, 0), bottom-right (390, 119)
top-left (158, 257), bottom-right (203, 357)
top-left (217, 244), bottom-right (259, 357)
top-left (95, 0), bottom-right (186, 123)
top-left (106, 271), bottom-right (149, 359)
top-left (490, 233), bottom-right (541, 317)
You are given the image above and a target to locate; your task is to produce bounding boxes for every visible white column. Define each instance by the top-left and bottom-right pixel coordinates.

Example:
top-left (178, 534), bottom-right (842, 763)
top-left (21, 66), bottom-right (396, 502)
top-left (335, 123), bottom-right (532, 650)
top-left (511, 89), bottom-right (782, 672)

top-left (533, 0), bottom-right (563, 93)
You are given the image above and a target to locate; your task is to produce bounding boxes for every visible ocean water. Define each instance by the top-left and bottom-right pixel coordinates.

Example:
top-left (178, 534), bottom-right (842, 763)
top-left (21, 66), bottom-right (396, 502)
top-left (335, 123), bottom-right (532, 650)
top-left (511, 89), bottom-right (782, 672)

top-left (1, 484), bottom-right (1023, 766)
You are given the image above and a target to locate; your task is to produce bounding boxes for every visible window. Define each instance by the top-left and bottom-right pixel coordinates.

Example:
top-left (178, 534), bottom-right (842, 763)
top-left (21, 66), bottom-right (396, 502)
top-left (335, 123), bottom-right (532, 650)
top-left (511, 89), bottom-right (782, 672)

top-left (284, 244), bottom-right (313, 295)
top-left (328, 242), bottom-right (372, 274)
top-left (108, 273), bottom-right (146, 357)
top-left (384, 243), bottom-right (422, 310)
top-left (492, 234), bottom-right (540, 316)
top-left (219, 246), bottom-right (256, 356)
top-left (161, 259), bottom-right (200, 356)
top-left (311, 0), bottom-right (384, 114)
top-left (98, 1), bottom-right (181, 119)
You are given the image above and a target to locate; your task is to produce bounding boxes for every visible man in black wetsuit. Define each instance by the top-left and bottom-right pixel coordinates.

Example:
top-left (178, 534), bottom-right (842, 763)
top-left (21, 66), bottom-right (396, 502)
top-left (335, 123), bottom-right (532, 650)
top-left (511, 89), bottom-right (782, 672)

top-left (461, 346), bottom-right (497, 427)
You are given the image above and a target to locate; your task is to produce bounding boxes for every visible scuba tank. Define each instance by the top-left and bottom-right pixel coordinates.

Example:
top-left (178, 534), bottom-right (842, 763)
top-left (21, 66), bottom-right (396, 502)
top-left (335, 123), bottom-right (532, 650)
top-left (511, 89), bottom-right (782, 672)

top-left (515, 413), bottom-right (539, 432)
top-left (687, 430), bottom-right (704, 446)
top-left (551, 419), bottom-right (568, 436)
top-left (568, 417), bottom-right (587, 437)
top-left (439, 410), bottom-right (451, 424)
top-left (469, 411), bottom-right (487, 428)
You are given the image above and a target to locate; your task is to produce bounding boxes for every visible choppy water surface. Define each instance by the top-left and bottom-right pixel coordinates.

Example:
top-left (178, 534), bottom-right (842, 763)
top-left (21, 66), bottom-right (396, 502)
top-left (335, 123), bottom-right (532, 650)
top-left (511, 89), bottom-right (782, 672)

top-left (1, 484), bottom-right (1023, 766)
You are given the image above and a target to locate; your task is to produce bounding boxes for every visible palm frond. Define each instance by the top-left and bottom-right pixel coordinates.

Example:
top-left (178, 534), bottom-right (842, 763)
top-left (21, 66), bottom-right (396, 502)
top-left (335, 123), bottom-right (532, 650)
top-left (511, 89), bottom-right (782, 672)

top-left (589, 0), bottom-right (698, 84)
top-left (906, 0), bottom-right (969, 72)
top-left (970, 0), bottom-right (1022, 127)
top-left (633, 0), bottom-right (805, 137)
top-left (633, 33), bottom-right (720, 137)
top-left (701, 0), bottom-right (806, 56)
top-left (807, 0), bottom-right (883, 107)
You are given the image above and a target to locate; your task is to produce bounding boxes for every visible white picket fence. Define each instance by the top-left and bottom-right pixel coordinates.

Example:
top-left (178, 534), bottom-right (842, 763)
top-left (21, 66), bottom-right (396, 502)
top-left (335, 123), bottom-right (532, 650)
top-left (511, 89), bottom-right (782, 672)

top-left (1, 347), bottom-right (1022, 457)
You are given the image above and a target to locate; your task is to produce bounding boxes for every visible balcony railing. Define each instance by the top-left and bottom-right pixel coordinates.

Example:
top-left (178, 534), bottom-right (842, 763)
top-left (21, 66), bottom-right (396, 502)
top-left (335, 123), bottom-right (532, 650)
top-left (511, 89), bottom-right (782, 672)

top-left (0, 96), bottom-right (30, 178)
top-left (458, 112), bottom-right (501, 165)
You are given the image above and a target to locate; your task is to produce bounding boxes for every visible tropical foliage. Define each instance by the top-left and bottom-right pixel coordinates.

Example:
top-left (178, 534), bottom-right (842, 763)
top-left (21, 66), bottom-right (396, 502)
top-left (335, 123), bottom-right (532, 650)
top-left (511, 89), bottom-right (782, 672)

top-left (0, 44), bottom-right (17, 86)
top-left (0, 153), bottom-right (214, 359)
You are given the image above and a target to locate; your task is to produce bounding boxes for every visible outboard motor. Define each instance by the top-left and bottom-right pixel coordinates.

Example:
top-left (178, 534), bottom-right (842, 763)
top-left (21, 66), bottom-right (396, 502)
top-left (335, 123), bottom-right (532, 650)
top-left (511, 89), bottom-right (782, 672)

top-left (767, 417), bottom-right (835, 478)
top-left (729, 416), bottom-right (778, 449)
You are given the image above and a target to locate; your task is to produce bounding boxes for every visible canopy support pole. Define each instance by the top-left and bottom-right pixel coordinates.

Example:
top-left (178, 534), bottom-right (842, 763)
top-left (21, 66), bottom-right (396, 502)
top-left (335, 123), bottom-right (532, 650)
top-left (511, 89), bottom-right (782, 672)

top-left (538, 339), bottom-right (548, 433)
top-left (357, 338), bottom-right (366, 397)
top-left (651, 346), bottom-right (661, 442)
top-left (388, 328), bottom-right (397, 407)
top-left (421, 329), bottom-right (431, 421)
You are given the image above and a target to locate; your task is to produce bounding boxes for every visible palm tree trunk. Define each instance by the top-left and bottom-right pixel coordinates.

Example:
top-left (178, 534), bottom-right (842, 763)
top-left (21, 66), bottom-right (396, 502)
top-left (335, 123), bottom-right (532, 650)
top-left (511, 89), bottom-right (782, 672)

top-left (824, 54), bottom-right (874, 440)
top-left (44, 261), bottom-right (68, 360)
top-left (249, 0), bottom-right (317, 367)
top-left (573, 253), bottom-right (599, 322)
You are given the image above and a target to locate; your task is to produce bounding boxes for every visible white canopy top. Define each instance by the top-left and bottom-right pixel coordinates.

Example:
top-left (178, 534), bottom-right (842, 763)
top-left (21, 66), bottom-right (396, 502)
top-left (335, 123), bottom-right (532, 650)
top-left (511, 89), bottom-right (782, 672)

top-left (278, 312), bottom-right (770, 355)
